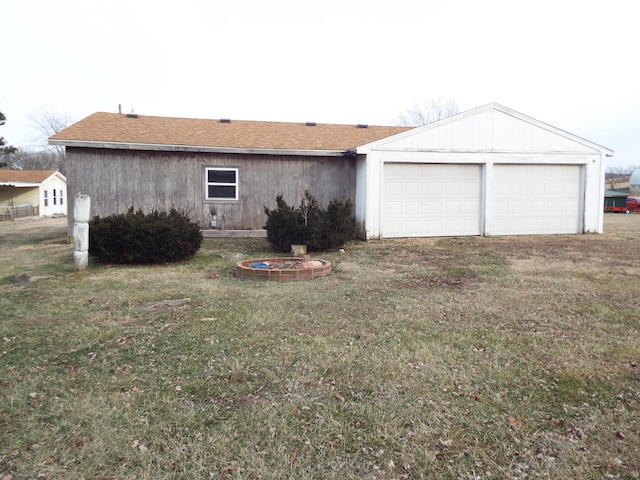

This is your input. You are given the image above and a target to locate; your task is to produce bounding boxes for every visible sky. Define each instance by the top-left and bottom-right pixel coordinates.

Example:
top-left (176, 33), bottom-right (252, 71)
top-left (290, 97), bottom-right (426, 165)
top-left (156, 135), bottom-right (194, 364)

top-left (1, 0), bottom-right (638, 168)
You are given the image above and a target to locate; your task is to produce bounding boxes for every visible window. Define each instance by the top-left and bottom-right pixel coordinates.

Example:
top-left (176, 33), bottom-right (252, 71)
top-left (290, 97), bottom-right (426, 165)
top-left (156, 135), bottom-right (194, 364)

top-left (53, 189), bottom-right (57, 205)
top-left (44, 190), bottom-right (48, 207)
top-left (206, 168), bottom-right (238, 200)
top-left (60, 189), bottom-right (64, 206)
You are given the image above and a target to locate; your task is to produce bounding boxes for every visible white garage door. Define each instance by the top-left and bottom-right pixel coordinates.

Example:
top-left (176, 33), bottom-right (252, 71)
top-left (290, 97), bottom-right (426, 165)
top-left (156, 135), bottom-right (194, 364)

top-left (383, 163), bottom-right (482, 238)
top-left (490, 165), bottom-right (582, 235)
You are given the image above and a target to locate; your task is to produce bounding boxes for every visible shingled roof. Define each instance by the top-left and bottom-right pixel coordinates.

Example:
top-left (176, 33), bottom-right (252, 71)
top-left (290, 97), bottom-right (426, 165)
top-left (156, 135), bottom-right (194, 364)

top-left (49, 112), bottom-right (413, 154)
top-left (0, 169), bottom-right (62, 184)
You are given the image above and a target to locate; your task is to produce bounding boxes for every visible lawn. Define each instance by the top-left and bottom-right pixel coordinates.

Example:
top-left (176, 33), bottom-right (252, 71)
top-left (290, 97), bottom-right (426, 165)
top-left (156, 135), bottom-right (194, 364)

top-left (1, 215), bottom-right (639, 479)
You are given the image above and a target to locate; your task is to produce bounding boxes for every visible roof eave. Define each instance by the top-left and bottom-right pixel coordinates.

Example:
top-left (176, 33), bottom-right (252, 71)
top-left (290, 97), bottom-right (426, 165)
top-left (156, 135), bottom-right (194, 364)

top-left (0, 181), bottom-right (41, 187)
top-left (49, 139), bottom-right (347, 157)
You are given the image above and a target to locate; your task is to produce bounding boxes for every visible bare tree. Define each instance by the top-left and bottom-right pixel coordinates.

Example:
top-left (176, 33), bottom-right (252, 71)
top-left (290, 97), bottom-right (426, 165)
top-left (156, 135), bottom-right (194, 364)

top-left (9, 148), bottom-right (65, 173)
top-left (24, 106), bottom-right (75, 174)
top-left (605, 165), bottom-right (638, 190)
top-left (29, 106), bottom-right (75, 153)
top-left (394, 97), bottom-right (461, 126)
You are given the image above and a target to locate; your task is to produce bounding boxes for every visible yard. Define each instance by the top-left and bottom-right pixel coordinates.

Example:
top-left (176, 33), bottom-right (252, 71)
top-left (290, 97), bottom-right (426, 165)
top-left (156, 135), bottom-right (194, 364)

top-left (1, 215), bottom-right (639, 479)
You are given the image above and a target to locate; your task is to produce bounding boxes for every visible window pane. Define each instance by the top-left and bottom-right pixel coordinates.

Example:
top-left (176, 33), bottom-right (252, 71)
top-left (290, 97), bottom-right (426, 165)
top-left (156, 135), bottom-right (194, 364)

top-left (208, 185), bottom-right (236, 199)
top-left (208, 170), bottom-right (236, 183)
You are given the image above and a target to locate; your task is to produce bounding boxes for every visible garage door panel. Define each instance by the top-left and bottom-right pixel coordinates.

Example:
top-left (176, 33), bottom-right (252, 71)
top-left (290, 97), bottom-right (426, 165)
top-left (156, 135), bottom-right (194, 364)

top-left (383, 163), bottom-right (481, 238)
top-left (444, 201), bottom-right (462, 214)
top-left (405, 202), bottom-right (422, 215)
top-left (444, 182), bottom-right (462, 195)
top-left (386, 182), bottom-right (403, 196)
top-left (405, 182), bottom-right (422, 196)
top-left (425, 201), bottom-right (443, 214)
top-left (426, 183), bottom-right (443, 194)
top-left (491, 165), bottom-right (582, 235)
top-left (385, 201), bottom-right (402, 216)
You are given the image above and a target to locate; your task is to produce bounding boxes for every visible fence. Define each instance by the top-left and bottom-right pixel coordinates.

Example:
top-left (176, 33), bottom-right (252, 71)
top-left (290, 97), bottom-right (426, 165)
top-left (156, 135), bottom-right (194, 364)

top-left (0, 205), bottom-right (40, 221)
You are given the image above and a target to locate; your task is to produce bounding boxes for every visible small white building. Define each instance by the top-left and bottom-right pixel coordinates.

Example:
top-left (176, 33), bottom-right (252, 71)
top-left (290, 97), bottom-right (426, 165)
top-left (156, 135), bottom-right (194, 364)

top-left (354, 103), bottom-right (613, 238)
top-left (0, 170), bottom-right (67, 220)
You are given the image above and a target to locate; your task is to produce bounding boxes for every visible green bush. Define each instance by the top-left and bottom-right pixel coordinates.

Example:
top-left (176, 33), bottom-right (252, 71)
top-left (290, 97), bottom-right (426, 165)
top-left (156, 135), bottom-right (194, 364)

top-left (89, 207), bottom-right (203, 264)
top-left (264, 191), bottom-right (355, 252)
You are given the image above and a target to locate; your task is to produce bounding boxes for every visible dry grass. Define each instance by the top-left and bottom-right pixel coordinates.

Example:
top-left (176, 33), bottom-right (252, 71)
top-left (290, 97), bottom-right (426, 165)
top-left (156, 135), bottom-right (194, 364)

top-left (1, 214), bottom-right (639, 479)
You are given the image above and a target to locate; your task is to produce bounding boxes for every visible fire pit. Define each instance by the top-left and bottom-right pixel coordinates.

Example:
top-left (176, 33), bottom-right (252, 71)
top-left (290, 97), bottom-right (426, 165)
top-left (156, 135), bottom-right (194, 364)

top-left (236, 257), bottom-right (331, 281)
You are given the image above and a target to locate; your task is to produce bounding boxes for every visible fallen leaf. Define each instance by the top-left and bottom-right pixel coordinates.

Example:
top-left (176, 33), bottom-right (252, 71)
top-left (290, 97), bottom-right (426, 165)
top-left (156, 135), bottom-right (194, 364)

top-left (615, 431), bottom-right (626, 439)
top-left (508, 416), bottom-right (521, 429)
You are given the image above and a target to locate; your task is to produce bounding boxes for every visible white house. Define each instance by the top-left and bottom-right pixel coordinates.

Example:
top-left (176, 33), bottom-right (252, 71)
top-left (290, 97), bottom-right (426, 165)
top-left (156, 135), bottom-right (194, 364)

top-left (354, 103), bottom-right (613, 238)
top-left (0, 170), bottom-right (67, 220)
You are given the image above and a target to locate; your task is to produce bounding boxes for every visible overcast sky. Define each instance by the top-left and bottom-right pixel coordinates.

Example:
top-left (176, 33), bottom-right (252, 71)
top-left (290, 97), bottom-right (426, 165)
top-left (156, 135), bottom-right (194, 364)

top-left (1, 0), bottom-right (638, 168)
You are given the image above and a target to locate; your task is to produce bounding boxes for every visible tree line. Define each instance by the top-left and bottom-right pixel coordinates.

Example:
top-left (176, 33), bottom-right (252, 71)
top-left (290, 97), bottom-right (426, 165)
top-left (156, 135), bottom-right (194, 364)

top-left (0, 107), bottom-right (73, 174)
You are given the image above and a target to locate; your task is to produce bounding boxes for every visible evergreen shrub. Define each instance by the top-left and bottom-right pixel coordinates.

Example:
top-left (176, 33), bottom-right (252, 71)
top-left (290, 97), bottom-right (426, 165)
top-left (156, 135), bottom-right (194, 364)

top-left (89, 207), bottom-right (203, 264)
top-left (264, 191), bottom-right (355, 252)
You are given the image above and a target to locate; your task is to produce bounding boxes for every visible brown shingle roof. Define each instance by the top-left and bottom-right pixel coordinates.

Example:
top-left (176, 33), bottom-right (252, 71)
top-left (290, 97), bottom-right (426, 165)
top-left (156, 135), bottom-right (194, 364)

top-left (49, 112), bottom-right (413, 152)
top-left (0, 169), bottom-right (59, 183)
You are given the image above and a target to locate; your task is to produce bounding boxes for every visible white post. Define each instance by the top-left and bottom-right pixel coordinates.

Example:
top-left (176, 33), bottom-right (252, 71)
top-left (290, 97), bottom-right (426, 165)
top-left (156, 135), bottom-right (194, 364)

top-left (74, 193), bottom-right (91, 271)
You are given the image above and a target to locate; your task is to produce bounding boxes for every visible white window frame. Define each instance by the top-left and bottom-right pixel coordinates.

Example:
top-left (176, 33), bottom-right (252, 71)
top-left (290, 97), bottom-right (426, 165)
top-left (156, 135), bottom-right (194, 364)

top-left (206, 167), bottom-right (239, 201)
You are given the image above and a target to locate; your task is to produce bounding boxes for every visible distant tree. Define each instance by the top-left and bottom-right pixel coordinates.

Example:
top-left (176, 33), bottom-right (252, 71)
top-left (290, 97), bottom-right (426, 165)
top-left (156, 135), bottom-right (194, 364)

top-left (394, 97), bottom-right (461, 126)
top-left (9, 148), bottom-right (66, 172)
top-left (605, 165), bottom-right (637, 190)
top-left (0, 109), bottom-right (17, 168)
top-left (28, 106), bottom-right (75, 155)
top-left (23, 106), bottom-right (75, 174)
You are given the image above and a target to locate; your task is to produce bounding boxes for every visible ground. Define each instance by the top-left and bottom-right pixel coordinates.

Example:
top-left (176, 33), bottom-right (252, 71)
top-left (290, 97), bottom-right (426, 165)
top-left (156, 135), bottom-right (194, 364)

top-left (0, 214), bottom-right (639, 479)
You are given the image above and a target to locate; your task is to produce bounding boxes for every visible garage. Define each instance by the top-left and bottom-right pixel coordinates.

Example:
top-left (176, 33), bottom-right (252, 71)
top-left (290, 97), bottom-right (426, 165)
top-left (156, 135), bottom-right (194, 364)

top-left (354, 103), bottom-right (613, 239)
top-left (489, 164), bottom-right (583, 235)
top-left (382, 163), bottom-right (482, 237)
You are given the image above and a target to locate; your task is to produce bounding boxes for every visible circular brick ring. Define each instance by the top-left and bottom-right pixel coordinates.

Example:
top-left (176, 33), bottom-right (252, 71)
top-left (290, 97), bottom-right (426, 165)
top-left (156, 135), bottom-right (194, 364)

top-left (236, 257), bottom-right (331, 281)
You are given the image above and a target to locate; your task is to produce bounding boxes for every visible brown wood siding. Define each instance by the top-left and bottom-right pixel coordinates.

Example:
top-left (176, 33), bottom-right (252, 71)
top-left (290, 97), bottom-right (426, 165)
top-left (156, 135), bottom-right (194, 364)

top-left (66, 148), bottom-right (356, 233)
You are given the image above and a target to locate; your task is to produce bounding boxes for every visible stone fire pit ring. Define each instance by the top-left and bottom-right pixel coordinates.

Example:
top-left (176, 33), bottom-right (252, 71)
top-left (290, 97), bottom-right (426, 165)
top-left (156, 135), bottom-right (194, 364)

top-left (236, 257), bottom-right (331, 281)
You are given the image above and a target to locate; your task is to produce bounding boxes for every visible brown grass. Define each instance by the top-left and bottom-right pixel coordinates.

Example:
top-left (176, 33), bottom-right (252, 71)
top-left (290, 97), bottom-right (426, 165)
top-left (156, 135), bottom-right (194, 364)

top-left (0, 214), bottom-right (639, 479)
